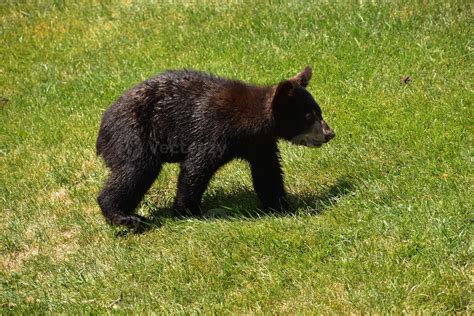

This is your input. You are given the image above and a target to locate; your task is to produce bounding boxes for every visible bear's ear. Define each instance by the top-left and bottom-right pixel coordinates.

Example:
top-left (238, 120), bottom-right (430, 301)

top-left (272, 80), bottom-right (296, 107)
top-left (291, 65), bottom-right (313, 87)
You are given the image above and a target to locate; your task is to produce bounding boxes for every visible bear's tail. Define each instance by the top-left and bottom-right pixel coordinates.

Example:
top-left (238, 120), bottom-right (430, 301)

top-left (96, 133), bottom-right (104, 156)
top-left (96, 139), bottom-right (102, 156)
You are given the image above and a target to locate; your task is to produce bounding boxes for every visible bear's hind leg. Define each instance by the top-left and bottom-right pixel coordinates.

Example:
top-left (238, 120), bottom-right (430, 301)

top-left (97, 163), bottom-right (161, 231)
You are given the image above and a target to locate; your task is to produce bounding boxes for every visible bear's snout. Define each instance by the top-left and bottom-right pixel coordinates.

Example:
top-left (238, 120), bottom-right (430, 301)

top-left (290, 119), bottom-right (334, 148)
top-left (322, 120), bottom-right (335, 142)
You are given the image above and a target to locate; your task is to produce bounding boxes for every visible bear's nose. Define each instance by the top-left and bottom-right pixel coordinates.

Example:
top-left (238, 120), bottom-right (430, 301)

top-left (325, 130), bottom-right (335, 141)
top-left (321, 120), bottom-right (335, 142)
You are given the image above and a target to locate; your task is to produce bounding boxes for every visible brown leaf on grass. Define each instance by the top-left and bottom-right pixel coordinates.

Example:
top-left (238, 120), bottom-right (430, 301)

top-left (0, 96), bottom-right (8, 106)
top-left (400, 76), bottom-right (412, 84)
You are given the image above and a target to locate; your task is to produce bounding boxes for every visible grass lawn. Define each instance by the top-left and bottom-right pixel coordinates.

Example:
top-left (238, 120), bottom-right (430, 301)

top-left (1, 0), bottom-right (472, 313)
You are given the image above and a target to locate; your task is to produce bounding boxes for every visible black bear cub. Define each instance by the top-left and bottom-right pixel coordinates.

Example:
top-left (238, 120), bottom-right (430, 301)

top-left (97, 66), bottom-right (335, 231)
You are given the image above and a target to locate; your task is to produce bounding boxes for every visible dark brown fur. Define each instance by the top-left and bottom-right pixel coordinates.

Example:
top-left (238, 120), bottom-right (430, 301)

top-left (96, 67), bottom-right (333, 231)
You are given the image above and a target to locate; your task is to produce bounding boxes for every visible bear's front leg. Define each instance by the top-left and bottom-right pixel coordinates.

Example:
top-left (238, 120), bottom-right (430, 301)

top-left (172, 154), bottom-right (221, 217)
top-left (249, 143), bottom-right (288, 212)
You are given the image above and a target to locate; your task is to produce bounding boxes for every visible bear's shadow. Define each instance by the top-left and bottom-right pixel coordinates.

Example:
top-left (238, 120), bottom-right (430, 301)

top-left (141, 178), bottom-right (354, 230)
top-left (111, 178), bottom-right (353, 235)
top-left (203, 177), bottom-right (353, 218)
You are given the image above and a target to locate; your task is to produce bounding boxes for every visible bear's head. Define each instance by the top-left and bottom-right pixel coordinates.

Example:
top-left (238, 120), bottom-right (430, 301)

top-left (272, 66), bottom-right (335, 147)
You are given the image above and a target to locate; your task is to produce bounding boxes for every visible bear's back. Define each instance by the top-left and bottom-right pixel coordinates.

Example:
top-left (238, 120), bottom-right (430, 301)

top-left (149, 70), bottom-right (224, 102)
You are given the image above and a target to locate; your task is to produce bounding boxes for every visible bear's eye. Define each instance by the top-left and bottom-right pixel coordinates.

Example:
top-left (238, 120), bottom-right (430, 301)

top-left (305, 113), bottom-right (315, 124)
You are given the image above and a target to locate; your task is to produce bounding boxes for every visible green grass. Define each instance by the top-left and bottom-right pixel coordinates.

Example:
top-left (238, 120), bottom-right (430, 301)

top-left (1, 0), bottom-right (472, 313)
